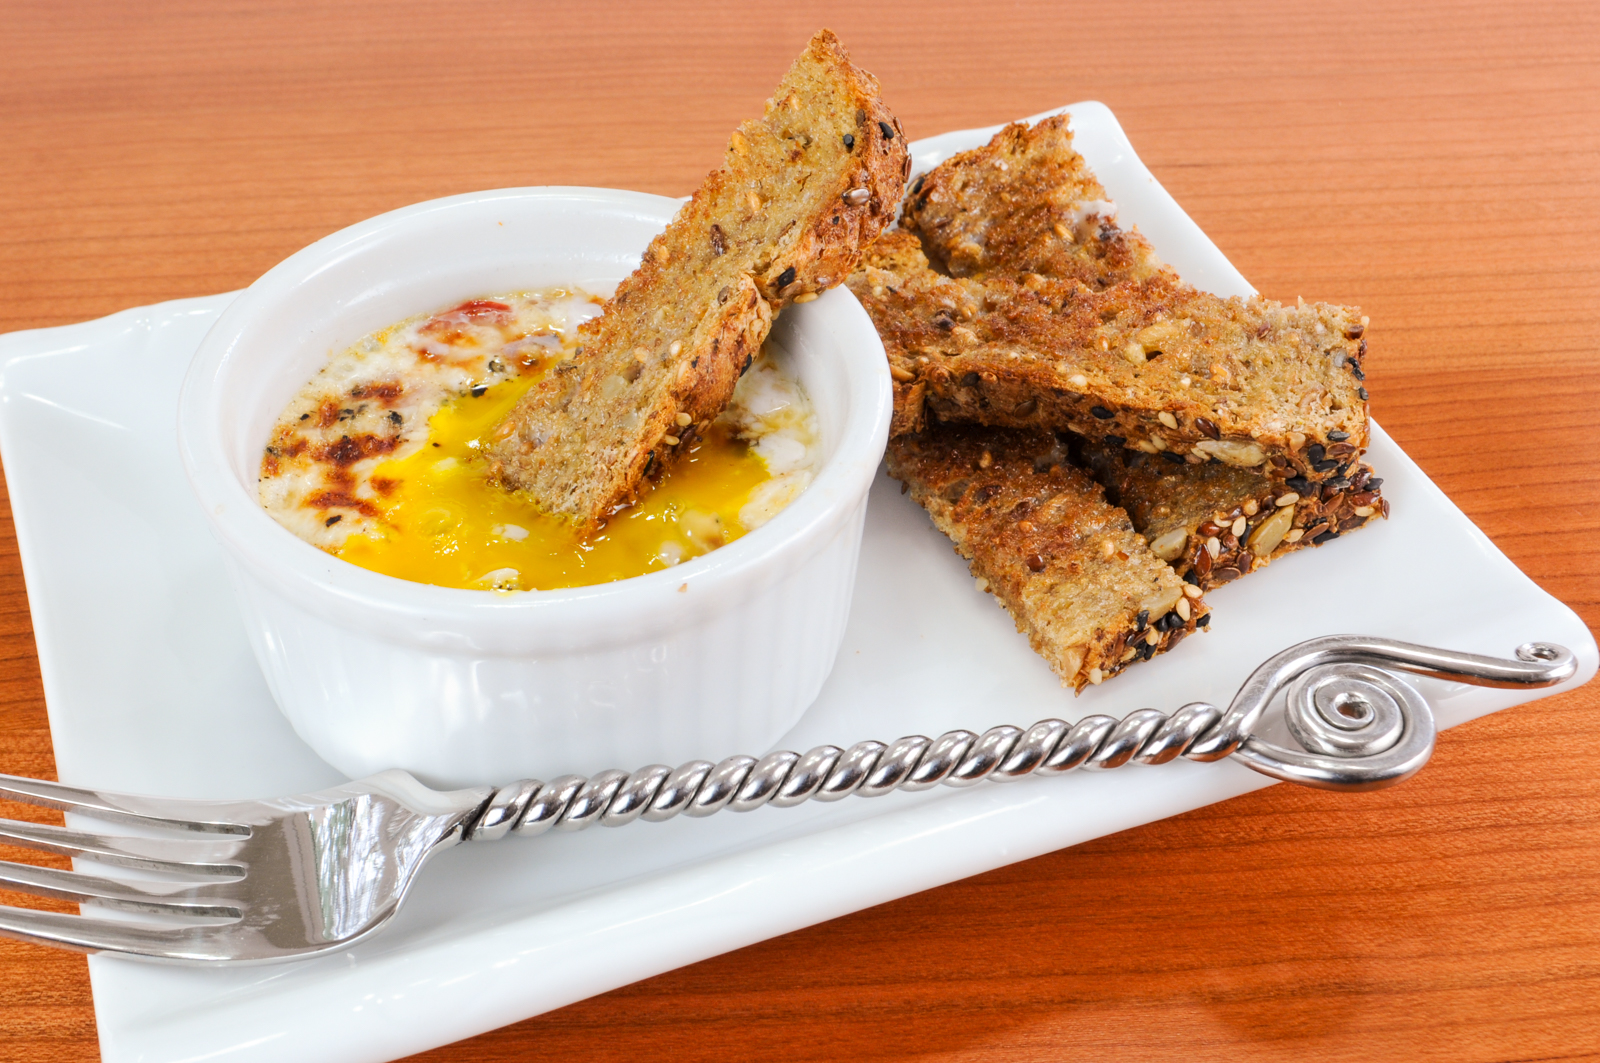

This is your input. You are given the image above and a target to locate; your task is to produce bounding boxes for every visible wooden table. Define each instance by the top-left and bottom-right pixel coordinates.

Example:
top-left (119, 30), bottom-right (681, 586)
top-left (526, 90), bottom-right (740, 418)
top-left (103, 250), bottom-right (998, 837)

top-left (2, 1), bottom-right (1596, 1058)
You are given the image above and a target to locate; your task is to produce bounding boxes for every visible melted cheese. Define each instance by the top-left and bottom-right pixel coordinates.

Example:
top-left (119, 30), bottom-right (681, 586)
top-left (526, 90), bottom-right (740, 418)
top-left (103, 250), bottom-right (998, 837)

top-left (260, 289), bottom-right (820, 592)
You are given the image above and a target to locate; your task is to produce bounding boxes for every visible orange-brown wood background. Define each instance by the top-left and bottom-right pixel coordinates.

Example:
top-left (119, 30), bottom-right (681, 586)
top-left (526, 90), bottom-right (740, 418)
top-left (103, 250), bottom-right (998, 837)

top-left (1, 0), bottom-right (1598, 1059)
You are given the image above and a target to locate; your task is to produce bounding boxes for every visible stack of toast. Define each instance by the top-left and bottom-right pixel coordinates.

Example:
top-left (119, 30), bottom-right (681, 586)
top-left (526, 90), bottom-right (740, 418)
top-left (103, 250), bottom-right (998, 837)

top-left (482, 29), bottom-right (1385, 696)
top-left (850, 116), bottom-right (1387, 691)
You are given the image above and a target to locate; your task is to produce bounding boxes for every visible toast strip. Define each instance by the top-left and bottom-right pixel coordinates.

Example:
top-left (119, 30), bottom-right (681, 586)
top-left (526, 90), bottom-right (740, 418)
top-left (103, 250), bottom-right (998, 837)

top-left (486, 30), bottom-right (908, 533)
top-left (850, 231), bottom-right (1370, 486)
top-left (902, 115), bottom-right (1171, 287)
top-left (1074, 437), bottom-right (1389, 590)
top-left (886, 421), bottom-right (1209, 692)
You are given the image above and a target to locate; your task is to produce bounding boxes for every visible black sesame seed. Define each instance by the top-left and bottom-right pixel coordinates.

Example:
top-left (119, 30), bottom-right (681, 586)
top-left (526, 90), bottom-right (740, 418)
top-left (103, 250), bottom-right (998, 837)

top-left (470, 385), bottom-right (488, 397)
top-left (299, 413), bottom-right (310, 421)
top-left (775, 266), bottom-right (797, 290)
top-left (1139, 642), bottom-right (1156, 660)
top-left (1136, 609), bottom-right (1149, 631)
top-left (1312, 530), bottom-right (1339, 545)
top-left (842, 133), bottom-right (855, 150)
top-left (1161, 451), bottom-right (1186, 464)
top-left (1358, 387), bottom-right (1369, 400)
top-left (878, 121), bottom-right (894, 140)
top-left (1307, 443), bottom-right (1326, 463)
top-left (1183, 571), bottom-right (1199, 586)
top-left (1197, 614), bottom-right (1210, 628)
top-left (1328, 430), bottom-right (1349, 441)
top-left (325, 515), bottom-right (342, 527)
top-left (1090, 406), bottom-right (1114, 420)
top-left (1286, 475), bottom-right (1311, 493)
top-left (432, 442), bottom-right (441, 448)
top-left (911, 174), bottom-right (925, 195)
top-left (1104, 434), bottom-right (1126, 446)
top-left (1351, 363), bottom-right (1365, 380)
top-left (1365, 477), bottom-right (1384, 490)
top-left (1312, 459), bottom-right (1339, 473)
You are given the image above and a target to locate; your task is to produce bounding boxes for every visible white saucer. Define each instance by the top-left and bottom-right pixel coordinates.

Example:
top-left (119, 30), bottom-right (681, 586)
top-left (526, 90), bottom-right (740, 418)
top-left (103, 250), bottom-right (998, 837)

top-left (0, 103), bottom-right (1591, 1063)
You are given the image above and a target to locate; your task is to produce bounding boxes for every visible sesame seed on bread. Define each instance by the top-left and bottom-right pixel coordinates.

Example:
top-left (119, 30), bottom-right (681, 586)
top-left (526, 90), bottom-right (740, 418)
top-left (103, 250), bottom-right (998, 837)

top-left (886, 420), bottom-right (1208, 692)
top-left (485, 29), bottom-right (907, 533)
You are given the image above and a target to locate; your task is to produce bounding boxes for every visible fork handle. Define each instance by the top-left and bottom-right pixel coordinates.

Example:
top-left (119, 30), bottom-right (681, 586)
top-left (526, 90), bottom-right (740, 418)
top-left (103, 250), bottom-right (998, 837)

top-left (466, 636), bottom-right (1577, 842)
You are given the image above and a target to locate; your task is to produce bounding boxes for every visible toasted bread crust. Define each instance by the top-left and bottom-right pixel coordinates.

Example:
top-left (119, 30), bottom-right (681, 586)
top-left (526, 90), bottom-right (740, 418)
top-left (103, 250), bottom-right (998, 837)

top-left (1074, 437), bottom-right (1388, 590)
top-left (486, 30), bottom-right (907, 532)
top-left (861, 231), bottom-right (933, 437)
top-left (850, 252), bottom-right (1370, 484)
top-left (902, 116), bottom-right (1170, 287)
top-left (886, 421), bottom-right (1207, 691)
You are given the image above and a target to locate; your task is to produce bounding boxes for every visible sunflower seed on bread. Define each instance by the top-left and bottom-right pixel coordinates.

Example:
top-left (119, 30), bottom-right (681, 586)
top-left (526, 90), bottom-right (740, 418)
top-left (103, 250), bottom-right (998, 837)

top-left (1073, 436), bottom-right (1388, 590)
top-left (486, 29), bottom-right (907, 533)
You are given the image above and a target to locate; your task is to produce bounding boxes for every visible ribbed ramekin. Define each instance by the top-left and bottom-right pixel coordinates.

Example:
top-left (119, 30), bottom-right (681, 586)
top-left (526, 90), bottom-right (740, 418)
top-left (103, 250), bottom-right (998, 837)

top-left (177, 188), bottom-right (892, 787)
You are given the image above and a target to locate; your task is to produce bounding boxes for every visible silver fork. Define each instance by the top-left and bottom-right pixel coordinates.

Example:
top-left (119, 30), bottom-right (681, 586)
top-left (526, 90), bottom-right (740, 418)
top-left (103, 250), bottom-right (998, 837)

top-left (0, 635), bottom-right (1576, 965)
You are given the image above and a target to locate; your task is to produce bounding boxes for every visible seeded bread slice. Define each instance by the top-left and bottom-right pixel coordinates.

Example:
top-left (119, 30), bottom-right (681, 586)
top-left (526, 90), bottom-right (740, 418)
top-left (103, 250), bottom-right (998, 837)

top-left (1074, 437), bottom-right (1388, 590)
top-left (849, 233), bottom-right (1370, 485)
top-left (902, 116), bottom-right (1171, 287)
top-left (485, 29), bottom-right (908, 533)
top-left (886, 421), bottom-right (1208, 692)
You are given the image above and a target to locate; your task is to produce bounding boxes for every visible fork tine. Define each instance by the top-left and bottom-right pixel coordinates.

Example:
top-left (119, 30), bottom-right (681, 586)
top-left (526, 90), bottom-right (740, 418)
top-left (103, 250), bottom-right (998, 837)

top-left (0, 817), bottom-right (244, 877)
top-left (0, 772), bottom-right (251, 836)
top-left (0, 902), bottom-right (232, 960)
top-left (0, 858), bottom-right (240, 918)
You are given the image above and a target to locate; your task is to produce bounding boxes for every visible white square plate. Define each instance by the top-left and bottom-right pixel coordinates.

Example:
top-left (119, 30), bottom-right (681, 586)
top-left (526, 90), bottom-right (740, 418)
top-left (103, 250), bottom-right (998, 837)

top-left (0, 103), bottom-right (1592, 1063)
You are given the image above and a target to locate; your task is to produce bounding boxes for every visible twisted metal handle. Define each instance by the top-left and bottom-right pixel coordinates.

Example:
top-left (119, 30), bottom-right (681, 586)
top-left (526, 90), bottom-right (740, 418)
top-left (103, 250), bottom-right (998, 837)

top-left (466, 636), bottom-right (1577, 841)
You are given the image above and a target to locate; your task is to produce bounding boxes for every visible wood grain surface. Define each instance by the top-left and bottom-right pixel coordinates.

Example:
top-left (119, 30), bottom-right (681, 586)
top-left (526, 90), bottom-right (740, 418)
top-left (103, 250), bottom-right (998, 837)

top-left (1, 0), bottom-right (1597, 1059)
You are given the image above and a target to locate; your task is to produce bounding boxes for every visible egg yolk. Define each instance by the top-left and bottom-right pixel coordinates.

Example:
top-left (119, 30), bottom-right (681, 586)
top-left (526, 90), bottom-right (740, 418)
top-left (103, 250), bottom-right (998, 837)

top-left (336, 376), bottom-right (772, 591)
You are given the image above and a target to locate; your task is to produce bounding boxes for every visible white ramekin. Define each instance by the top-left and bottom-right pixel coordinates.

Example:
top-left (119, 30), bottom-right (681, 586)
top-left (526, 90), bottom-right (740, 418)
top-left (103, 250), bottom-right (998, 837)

top-left (177, 187), bottom-right (892, 787)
